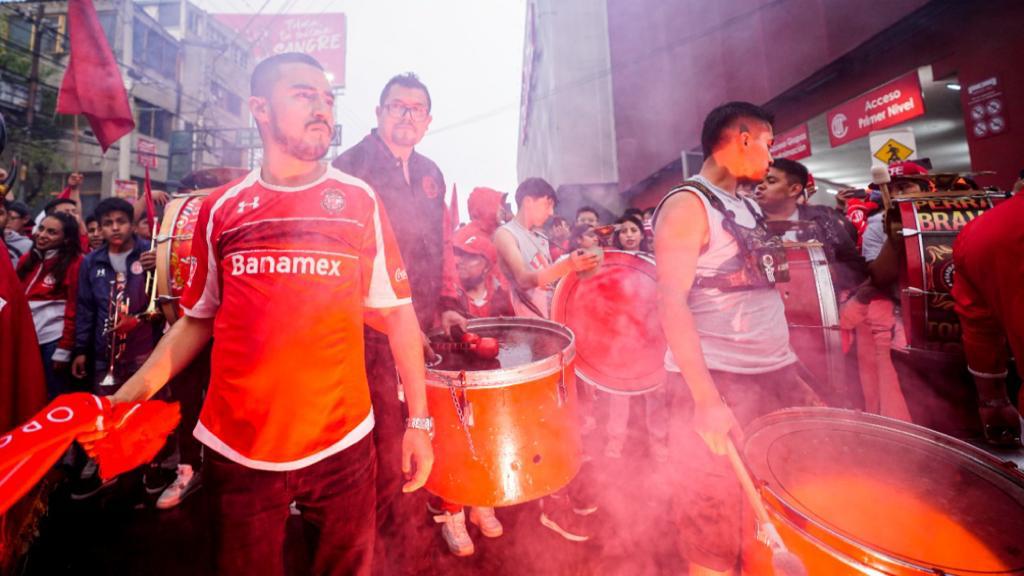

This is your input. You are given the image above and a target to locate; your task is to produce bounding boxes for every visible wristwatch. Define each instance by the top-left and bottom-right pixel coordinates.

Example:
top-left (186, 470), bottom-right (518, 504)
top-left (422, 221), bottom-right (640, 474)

top-left (406, 416), bottom-right (435, 439)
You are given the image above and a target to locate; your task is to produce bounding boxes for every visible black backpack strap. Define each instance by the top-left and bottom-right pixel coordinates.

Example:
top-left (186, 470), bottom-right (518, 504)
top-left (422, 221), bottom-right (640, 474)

top-left (652, 179), bottom-right (735, 232)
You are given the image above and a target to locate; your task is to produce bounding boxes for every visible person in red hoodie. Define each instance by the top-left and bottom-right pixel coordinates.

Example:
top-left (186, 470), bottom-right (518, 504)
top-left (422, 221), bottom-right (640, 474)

top-left (463, 186), bottom-right (510, 239)
top-left (16, 211), bottom-right (82, 399)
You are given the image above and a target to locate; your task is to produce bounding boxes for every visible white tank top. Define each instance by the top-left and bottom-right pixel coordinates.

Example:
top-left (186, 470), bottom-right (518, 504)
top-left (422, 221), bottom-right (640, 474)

top-left (657, 175), bottom-right (796, 374)
top-left (499, 219), bottom-right (553, 319)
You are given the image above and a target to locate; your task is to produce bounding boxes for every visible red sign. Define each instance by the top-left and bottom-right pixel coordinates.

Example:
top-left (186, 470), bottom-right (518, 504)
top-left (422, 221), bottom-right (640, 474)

top-left (770, 124), bottom-right (811, 161)
top-left (137, 138), bottom-right (157, 169)
top-left (964, 76), bottom-right (1007, 140)
top-left (213, 13), bottom-right (347, 87)
top-left (826, 72), bottom-right (925, 147)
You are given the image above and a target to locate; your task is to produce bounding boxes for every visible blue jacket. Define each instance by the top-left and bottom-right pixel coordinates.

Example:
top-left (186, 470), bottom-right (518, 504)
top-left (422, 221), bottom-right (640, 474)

top-left (73, 236), bottom-right (160, 371)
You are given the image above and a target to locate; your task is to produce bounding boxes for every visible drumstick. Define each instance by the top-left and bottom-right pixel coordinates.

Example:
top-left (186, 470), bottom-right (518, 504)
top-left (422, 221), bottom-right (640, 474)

top-left (724, 439), bottom-right (808, 576)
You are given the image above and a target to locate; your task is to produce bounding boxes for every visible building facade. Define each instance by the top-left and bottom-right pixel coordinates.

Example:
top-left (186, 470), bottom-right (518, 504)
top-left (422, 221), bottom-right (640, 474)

top-left (518, 0), bottom-right (1024, 214)
top-left (0, 0), bottom-right (252, 215)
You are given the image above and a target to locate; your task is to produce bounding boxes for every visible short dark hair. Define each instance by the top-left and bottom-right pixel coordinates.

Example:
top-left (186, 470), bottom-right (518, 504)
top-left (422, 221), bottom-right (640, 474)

top-left (379, 73), bottom-right (431, 112)
top-left (85, 214), bottom-right (98, 226)
top-left (623, 207), bottom-right (643, 220)
top-left (701, 101), bottom-right (775, 159)
top-left (5, 200), bottom-right (29, 217)
top-left (44, 197), bottom-right (76, 215)
top-left (770, 157), bottom-right (809, 189)
top-left (514, 178), bottom-right (557, 208)
top-left (94, 197), bottom-right (134, 223)
top-left (251, 52), bottom-right (325, 98)
top-left (576, 205), bottom-right (599, 219)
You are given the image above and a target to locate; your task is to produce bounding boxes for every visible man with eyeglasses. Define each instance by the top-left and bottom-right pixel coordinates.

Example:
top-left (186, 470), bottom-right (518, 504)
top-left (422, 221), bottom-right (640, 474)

top-left (333, 73), bottom-right (469, 570)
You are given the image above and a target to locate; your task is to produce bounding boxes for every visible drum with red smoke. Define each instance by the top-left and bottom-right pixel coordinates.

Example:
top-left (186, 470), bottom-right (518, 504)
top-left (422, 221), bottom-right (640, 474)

top-left (551, 250), bottom-right (665, 395)
top-left (741, 408), bottom-right (1024, 574)
top-left (424, 317), bottom-right (581, 507)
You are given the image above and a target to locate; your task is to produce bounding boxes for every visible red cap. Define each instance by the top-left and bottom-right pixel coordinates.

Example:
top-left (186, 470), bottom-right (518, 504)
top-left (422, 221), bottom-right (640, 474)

top-left (888, 161), bottom-right (929, 180)
top-left (453, 225), bottom-right (497, 266)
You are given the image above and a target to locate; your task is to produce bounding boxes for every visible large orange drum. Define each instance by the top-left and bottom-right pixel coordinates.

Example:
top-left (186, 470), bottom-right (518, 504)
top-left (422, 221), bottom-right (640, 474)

top-left (155, 193), bottom-right (207, 324)
top-left (742, 408), bottom-right (1024, 574)
top-left (425, 317), bottom-right (581, 507)
top-left (896, 192), bottom-right (1006, 354)
top-left (550, 250), bottom-right (665, 395)
top-left (775, 243), bottom-right (846, 405)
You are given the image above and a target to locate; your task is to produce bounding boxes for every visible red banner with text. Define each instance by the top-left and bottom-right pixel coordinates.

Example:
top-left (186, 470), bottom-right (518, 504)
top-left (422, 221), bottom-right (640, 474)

top-left (826, 72), bottom-right (925, 148)
top-left (214, 13), bottom-right (347, 87)
top-left (770, 124), bottom-right (811, 161)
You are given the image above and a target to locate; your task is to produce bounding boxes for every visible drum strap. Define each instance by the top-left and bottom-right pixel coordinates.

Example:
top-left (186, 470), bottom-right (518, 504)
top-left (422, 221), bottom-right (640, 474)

top-left (511, 285), bottom-right (546, 318)
top-left (660, 180), bottom-right (789, 291)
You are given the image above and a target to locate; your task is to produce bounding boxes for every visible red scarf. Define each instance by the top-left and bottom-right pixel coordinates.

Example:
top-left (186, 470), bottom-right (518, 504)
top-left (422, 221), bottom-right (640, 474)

top-left (0, 393), bottom-right (179, 515)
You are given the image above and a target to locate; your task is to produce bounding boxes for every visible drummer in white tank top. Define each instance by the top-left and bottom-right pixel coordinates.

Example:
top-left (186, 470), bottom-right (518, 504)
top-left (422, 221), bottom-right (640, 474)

top-left (654, 106), bottom-right (800, 576)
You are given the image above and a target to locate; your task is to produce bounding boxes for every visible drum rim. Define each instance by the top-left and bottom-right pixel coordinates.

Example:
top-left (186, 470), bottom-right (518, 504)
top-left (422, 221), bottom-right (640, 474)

top-left (551, 250), bottom-right (665, 395)
top-left (426, 316), bottom-right (576, 388)
top-left (744, 407), bottom-right (1024, 573)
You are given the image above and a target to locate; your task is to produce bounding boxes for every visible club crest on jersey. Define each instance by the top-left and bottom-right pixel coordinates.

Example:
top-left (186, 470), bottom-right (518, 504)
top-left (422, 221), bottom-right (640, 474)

top-left (394, 267), bottom-right (408, 283)
top-left (131, 261), bottom-right (144, 275)
top-left (321, 189), bottom-right (346, 214)
top-left (42, 274), bottom-right (57, 287)
top-left (421, 176), bottom-right (440, 199)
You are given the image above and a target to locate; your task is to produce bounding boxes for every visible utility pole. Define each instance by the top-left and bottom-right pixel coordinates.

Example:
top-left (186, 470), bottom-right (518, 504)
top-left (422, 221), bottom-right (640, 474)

top-left (24, 4), bottom-right (45, 134)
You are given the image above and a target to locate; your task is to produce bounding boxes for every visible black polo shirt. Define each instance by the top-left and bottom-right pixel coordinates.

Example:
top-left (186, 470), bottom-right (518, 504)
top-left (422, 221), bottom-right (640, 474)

top-left (333, 130), bottom-right (451, 331)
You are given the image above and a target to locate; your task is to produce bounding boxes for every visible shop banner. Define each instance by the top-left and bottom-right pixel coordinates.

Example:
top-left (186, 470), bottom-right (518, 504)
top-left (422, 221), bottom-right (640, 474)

top-left (964, 76), bottom-right (1007, 140)
top-left (826, 72), bottom-right (925, 148)
top-left (112, 179), bottom-right (138, 200)
top-left (770, 124), bottom-right (811, 161)
top-left (137, 138), bottom-right (158, 169)
top-left (214, 13), bottom-right (347, 87)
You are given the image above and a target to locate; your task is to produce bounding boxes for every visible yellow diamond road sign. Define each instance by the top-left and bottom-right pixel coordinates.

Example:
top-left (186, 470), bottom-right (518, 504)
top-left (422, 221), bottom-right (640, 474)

top-left (873, 138), bottom-right (914, 165)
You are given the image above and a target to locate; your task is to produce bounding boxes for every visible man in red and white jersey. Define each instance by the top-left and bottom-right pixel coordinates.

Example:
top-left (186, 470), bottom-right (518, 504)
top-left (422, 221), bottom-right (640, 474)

top-left (87, 53), bottom-right (433, 576)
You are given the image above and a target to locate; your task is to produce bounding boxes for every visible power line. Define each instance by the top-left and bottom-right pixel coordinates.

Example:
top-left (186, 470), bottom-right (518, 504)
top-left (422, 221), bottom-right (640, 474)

top-left (0, 2), bottom-right (251, 129)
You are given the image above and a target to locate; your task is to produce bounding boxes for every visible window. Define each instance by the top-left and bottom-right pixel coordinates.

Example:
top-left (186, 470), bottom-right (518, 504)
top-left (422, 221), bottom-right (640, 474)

top-left (7, 15), bottom-right (32, 49)
top-left (158, 3), bottom-right (180, 27)
top-left (136, 99), bottom-right (173, 142)
top-left (132, 18), bottom-right (178, 80)
top-left (96, 12), bottom-right (117, 47)
top-left (38, 16), bottom-right (65, 54)
top-left (211, 82), bottom-right (242, 116)
top-left (186, 9), bottom-right (201, 34)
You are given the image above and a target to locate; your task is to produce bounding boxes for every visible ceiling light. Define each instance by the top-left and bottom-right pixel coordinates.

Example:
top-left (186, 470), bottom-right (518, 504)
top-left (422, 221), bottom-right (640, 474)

top-left (945, 83), bottom-right (961, 91)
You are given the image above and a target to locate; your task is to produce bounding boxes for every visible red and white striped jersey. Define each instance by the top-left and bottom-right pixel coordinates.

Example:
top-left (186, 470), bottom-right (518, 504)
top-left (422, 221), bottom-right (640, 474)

top-left (181, 167), bottom-right (412, 470)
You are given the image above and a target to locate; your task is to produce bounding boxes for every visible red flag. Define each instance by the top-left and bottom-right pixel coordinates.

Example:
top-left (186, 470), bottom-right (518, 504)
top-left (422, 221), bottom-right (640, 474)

top-left (58, 0), bottom-right (135, 152)
top-left (449, 183), bottom-right (460, 231)
top-left (0, 393), bottom-right (180, 514)
top-left (0, 250), bottom-right (46, 432)
top-left (144, 167), bottom-right (157, 233)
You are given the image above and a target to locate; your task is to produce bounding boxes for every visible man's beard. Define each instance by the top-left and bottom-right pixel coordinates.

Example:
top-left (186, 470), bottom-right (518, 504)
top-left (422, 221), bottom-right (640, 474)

top-left (389, 124), bottom-right (420, 147)
top-left (269, 110), bottom-right (331, 161)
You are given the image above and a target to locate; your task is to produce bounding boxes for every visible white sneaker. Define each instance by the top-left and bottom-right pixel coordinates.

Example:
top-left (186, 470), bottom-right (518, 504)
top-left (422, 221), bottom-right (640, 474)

top-left (469, 506), bottom-right (503, 538)
top-left (156, 464), bottom-right (201, 510)
top-left (434, 510), bottom-right (474, 556)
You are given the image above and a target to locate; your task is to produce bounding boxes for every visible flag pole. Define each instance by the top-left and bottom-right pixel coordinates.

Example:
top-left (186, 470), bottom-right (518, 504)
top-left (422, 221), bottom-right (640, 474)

top-left (72, 115), bottom-right (80, 173)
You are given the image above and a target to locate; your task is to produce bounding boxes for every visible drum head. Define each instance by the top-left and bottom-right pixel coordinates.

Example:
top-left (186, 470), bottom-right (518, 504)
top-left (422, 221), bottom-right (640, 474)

top-left (745, 408), bottom-right (1024, 573)
top-left (551, 250), bottom-right (665, 395)
top-left (427, 317), bottom-right (574, 388)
